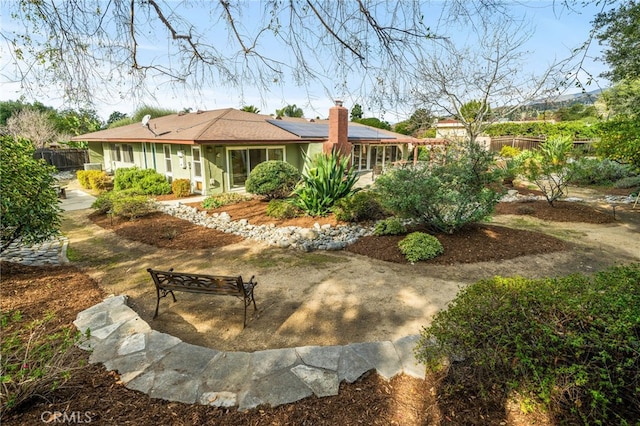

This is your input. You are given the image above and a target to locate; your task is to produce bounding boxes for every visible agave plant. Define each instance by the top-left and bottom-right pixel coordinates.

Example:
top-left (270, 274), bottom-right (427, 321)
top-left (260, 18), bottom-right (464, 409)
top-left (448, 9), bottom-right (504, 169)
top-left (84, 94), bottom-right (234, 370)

top-left (293, 149), bottom-right (360, 216)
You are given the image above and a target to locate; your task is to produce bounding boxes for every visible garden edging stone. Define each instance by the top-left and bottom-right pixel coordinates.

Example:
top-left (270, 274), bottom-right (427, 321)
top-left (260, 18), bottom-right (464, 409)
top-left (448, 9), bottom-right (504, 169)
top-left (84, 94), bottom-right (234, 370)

top-left (73, 295), bottom-right (427, 411)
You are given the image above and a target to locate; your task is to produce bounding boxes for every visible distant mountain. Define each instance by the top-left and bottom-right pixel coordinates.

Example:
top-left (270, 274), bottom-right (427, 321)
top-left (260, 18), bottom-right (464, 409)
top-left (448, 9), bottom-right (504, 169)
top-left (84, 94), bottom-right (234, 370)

top-left (528, 89), bottom-right (604, 110)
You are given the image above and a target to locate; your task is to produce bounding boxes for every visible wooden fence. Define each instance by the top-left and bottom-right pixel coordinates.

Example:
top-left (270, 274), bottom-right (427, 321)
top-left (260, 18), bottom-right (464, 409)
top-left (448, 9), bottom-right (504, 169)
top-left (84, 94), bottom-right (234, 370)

top-left (34, 148), bottom-right (89, 171)
top-left (489, 136), bottom-right (596, 154)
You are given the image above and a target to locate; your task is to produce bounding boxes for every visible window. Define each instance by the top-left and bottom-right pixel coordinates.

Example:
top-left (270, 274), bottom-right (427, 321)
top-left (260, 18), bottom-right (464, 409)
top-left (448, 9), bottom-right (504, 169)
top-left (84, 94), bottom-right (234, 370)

top-left (228, 147), bottom-right (285, 189)
top-left (111, 144), bottom-right (134, 163)
top-left (121, 144), bottom-right (134, 163)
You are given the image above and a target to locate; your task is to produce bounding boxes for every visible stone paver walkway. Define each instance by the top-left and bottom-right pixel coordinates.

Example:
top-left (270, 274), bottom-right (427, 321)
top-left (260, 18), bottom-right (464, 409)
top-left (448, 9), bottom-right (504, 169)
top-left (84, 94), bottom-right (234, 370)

top-left (74, 295), bottom-right (426, 411)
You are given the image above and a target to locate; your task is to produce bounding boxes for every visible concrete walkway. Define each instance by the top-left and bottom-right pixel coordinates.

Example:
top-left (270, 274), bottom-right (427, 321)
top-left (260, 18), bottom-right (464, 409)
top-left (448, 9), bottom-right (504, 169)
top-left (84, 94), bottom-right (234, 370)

top-left (74, 295), bottom-right (425, 411)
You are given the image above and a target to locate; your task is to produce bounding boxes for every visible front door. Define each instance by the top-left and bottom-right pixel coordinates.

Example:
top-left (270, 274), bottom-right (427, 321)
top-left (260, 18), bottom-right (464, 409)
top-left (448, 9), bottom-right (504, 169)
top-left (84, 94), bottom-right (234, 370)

top-left (191, 146), bottom-right (203, 194)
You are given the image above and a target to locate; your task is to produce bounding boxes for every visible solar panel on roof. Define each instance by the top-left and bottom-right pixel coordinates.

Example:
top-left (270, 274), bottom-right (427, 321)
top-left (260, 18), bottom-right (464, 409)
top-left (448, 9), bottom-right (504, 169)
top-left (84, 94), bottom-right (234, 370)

top-left (267, 120), bottom-right (395, 140)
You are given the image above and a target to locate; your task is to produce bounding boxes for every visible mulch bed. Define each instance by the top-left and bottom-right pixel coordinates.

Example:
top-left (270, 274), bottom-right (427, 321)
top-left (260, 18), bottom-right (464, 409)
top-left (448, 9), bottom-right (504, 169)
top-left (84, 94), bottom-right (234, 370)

top-left (346, 223), bottom-right (568, 264)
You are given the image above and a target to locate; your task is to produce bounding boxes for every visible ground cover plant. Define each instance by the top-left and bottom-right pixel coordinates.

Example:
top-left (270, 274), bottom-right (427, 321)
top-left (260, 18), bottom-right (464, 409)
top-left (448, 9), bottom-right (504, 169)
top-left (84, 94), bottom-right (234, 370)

top-left (416, 264), bottom-right (640, 425)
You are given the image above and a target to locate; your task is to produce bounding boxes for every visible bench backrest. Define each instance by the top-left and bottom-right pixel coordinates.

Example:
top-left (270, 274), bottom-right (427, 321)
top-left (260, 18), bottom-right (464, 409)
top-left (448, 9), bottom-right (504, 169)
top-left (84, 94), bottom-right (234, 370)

top-left (147, 268), bottom-right (245, 297)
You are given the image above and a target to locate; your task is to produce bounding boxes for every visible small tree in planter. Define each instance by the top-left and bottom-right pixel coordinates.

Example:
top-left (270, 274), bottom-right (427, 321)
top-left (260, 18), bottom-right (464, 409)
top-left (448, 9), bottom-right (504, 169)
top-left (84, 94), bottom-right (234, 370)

top-left (519, 135), bottom-right (575, 206)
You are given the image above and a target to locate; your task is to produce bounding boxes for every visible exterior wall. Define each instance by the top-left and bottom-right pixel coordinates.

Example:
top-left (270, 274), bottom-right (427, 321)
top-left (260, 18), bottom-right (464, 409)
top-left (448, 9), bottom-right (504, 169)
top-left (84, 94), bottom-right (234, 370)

top-left (87, 142), bottom-right (105, 168)
top-left (89, 141), bottom-right (332, 195)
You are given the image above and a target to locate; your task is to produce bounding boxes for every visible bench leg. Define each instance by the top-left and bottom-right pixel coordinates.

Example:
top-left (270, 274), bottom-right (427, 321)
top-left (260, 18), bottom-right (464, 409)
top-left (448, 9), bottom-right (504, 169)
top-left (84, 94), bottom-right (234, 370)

top-left (154, 289), bottom-right (177, 319)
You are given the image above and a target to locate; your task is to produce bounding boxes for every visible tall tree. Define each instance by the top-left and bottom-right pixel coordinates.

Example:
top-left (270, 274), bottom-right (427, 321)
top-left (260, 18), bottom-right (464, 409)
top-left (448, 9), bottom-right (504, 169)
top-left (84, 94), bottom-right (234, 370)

top-left (0, 136), bottom-right (62, 252)
top-left (107, 111), bottom-right (129, 126)
top-left (413, 16), bottom-right (558, 143)
top-left (241, 105), bottom-right (261, 114)
top-left (5, 109), bottom-right (58, 149)
top-left (276, 105), bottom-right (304, 118)
top-left (350, 104), bottom-right (363, 121)
top-left (1, 1), bottom-right (509, 109)
top-left (593, 0), bottom-right (640, 83)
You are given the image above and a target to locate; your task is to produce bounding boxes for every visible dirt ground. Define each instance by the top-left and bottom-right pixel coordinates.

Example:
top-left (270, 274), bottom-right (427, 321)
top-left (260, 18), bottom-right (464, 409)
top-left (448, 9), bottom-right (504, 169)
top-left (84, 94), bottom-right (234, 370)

top-left (62, 186), bottom-right (639, 354)
top-left (2, 184), bottom-right (639, 425)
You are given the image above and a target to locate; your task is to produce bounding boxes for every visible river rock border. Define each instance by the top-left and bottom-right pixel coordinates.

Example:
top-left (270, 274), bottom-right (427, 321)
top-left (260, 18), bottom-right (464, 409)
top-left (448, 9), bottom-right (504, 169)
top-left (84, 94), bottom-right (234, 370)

top-left (154, 202), bottom-right (374, 251)
top-left (154, 192), bottom-right (636, 252)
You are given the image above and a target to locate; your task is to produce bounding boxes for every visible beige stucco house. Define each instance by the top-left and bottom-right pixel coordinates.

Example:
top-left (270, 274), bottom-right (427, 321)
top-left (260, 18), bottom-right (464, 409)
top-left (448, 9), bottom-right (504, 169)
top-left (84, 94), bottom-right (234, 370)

top-left (74, 103), bottom-right (419, 195)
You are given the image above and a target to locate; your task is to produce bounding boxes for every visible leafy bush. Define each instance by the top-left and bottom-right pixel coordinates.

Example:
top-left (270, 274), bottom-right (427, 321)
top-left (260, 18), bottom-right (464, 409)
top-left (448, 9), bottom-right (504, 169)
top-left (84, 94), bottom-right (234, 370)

top-left (373, 217), bottom-right (407, 236)
top-left (266, 199), bottom-right (302, 219)
top-left (498, 145), bottom-right (522, 158)
top-left (518, 135), bottom-right (576, 206)
top-left (331, 191), bottom-right (388, 222)
top-left (245, 161), bottom-right (301, 200)
top-left (1, 311), bottom-right (82, 414)
top-left (171, 179), bottom-right (191, 197)
top-left (76, 170), bottom-right (107, 190)
top-left (137, 173), bottom-right (171, 195)
top-left (375, 142), bottom-right (504, 234)
top-left (1, 136), bottom-right (61, 251)
top-left (614, 175), bottom-right (640, 189)
top-left (113, 167), bottom-right (171, 195)
top-left (293, 150), bottom-right (360, 216)
top-left (201, 193), bottom-right (252, 209)
top-left (416, 264), bottom-right (640, 425)
top-left (568, 157), bottom-right (636, 186)
top-left (398, 232), bottom-right (443, 262)
top-left (110, 195), bottom-right (155, 219)
top-left (91, 189), bottom-right (146, 214)
top-left (87, 171), bottom-right (111, 191)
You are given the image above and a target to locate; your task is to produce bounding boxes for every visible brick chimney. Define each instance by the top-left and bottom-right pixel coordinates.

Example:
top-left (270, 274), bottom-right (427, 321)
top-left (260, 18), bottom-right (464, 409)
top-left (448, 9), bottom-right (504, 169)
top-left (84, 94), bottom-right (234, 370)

top-left (324, 100), bottom-right (351, 156)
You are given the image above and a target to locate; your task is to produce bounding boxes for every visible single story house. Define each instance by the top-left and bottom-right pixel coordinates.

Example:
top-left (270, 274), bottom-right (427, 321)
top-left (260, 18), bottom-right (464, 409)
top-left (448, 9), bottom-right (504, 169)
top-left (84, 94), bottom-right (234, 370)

top-left (74, 102), bottom-right (420, 195)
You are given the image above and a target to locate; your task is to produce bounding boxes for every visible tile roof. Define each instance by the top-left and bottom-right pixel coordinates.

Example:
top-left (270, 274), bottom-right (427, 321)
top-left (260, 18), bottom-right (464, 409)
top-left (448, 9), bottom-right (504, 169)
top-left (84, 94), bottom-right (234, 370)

top-left (73, 108), bottom-right (419, 145)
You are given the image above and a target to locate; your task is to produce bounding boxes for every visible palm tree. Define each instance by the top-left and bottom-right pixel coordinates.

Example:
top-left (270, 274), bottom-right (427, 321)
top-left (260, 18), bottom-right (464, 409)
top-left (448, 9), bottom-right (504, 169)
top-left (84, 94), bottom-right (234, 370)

top-left (241, 105), bottom-right (260, 114)
top-left (276, 104), bottom-right (304, 118)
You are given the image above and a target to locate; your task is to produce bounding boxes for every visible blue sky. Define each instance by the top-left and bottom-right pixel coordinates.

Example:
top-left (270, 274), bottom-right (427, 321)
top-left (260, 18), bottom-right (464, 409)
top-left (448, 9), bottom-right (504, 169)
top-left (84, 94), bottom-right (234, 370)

top-left (0, 1), bottom-right (616, 123)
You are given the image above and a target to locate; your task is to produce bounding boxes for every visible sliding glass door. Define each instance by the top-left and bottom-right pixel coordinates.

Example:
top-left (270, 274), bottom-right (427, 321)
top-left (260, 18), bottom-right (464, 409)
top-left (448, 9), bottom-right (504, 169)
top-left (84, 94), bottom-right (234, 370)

top-left (228, 147), bottom-right (285, 190)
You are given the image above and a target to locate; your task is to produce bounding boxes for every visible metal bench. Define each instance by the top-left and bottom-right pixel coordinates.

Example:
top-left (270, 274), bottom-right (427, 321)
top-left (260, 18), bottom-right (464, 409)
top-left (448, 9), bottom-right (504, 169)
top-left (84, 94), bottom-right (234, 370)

top-left (147, 268), bottom-right (258, 328)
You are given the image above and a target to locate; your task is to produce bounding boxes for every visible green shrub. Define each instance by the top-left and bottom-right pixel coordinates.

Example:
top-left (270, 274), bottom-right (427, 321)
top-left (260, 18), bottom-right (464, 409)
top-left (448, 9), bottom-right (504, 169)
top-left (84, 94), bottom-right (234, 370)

top-left (87, 171), bottom-right (111, 191)
top-left (568, 158), bottom-right (635, 186)
top-left (614, 175), bottom-right (640, 189)
top-left (137, 173), bottom-right (171, 195)
top-left (110, 195), bottom-right (155, 219)
top-left (373, 217), bottom-right (407, 236)
top-left (266, 199), bottom-right (302, 219)
top-left (293, 149), bottom-right (360, 216)
top-left (91, 191), bottom-right (116, 214)
top-left (76, 170), bottom-right (106, 190)
top-left (398, 232), bottom-right (443, 262)
top-left (499, 145), bottom-right (522, 158)
top-left (91, 189), bottom-right (148, 214)
top-left (113, 167), bottom-right (171, 195)
top-left (171, 179), bottom-right (191, 197)
top-left (1, 311), bottom-right (82, 414)
top-left (375, 141), bottom-right (504, 234)
top-left (245, 161), bottom-right (301, 200)
top-left (201, 193), bottom-right (252, 209)
top-left (416, 264), bottom-right (640, 425)
top-left (331, 191), bottom-right (388, 222)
